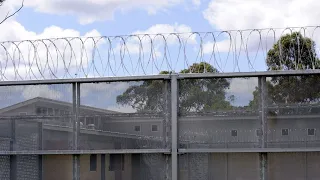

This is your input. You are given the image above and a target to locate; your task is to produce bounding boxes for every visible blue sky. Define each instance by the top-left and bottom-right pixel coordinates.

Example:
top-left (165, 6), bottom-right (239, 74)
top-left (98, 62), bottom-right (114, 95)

top-left (0, 0), bottom-right (320, 111)
top-left (16, 3), bottom-right (213, 36)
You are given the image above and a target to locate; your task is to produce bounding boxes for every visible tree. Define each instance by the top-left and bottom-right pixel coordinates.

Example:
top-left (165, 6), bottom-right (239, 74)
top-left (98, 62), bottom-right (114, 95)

top-left (0, 0), bottom-right (24, 25)
top-left (249, 32), bottom-right (320, 111)
top-left (116, 62), bottom-right (233, 114)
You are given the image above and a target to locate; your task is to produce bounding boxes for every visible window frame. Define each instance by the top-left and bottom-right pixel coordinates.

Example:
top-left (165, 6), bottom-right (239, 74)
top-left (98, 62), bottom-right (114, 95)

top-left (134, 125), bottom-right (141, 132)
top-left (90, 154), bottom-right (97, 172)
top-left (308, 128), bottom-right (316, 136)
top-left (281, 128), bottom-right (289, 136)
top-left (231, 130), bottom-right (238, 137)
top-left (151, 124), bottom-right (158, 132)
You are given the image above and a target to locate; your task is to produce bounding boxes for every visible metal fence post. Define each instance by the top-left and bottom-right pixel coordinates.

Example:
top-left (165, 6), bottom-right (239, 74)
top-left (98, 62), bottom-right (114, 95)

top-left (10, 119), bottom-right (16, 180)
top-left (38, 121), bottom-right (43, 180)
top-left (259, 76), bottom-right (268, 180)
top-left (73, 83), bottom-right (80, 180)
top-left (163, 80), bottom-right (170, 149)
top-left (171, 73), bottom-right (178, 180)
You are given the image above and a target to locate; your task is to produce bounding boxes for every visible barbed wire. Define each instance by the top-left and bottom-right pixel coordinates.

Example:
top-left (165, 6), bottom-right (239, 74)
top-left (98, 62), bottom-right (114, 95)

top-left (1, 26), bottom-right (320, 80)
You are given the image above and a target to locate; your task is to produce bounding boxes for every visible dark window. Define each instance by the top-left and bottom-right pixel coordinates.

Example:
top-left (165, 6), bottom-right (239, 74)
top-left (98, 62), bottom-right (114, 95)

top-left (54, 109), bottom-right (59, 115)
top-left (134, 125), bottom-right (141, 132)
top-left (87, 117), bottom-right (94, 125)
top-left (282, 129), bottom-right (289, 136)
top-left (36, 107), bottom-right (42, 115)
top-left (231, 130), bottom-right (237, 137)
top-left (256, 129), bottom-right (262, 136)
top-left (48, 108), bottom-right (53, 115)
top-left (80, 117), bottom-right (85, 124)
top-left (90, 154), bottom-right (97, 171)
top-left (152, 125), bottom-right (158, 132)
top-left (42, 108), bottom-right (47, 115)
top-left (308, 128), bottom-right (316, 136)
top-left (109, 154), bottom-right (124, 171)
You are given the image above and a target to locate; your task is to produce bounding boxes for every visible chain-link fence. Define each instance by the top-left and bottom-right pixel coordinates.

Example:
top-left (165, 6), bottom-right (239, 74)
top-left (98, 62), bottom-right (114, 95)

top-left (0, 71), bottom-right (318, 180)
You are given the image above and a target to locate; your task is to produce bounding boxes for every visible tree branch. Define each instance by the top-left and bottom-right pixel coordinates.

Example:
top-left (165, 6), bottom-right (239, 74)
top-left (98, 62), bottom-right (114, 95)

top-left (0, 0), bottom-right (24, 25)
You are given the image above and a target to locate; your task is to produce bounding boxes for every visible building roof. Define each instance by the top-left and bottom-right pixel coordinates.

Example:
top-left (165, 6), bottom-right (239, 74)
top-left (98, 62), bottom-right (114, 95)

top-left (0, 97), bottom-right (120, 115)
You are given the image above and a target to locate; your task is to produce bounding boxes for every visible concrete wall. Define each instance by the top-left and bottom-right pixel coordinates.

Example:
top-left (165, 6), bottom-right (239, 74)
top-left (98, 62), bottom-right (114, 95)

top-left (268, 152), bottom-right (320, 180)
top-left (103, 120), bottom-right (164, 137)
top-left (43, 155), bottom-right (73, 180)
top-left (179, 153), bottom-right (260, 180)
top-left (179, 118), bottom-right (260, 148)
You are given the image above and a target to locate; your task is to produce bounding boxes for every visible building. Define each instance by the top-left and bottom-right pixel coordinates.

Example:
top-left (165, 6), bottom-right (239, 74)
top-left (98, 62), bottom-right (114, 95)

top-left (0, 97), bottom-right (320, 180)
top-left (0, 97), bottom-right (167, 180)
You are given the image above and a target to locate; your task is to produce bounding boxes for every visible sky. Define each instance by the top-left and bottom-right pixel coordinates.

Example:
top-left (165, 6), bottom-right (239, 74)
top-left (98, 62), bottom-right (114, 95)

top-left (0, 0), bottom-right (319, 111)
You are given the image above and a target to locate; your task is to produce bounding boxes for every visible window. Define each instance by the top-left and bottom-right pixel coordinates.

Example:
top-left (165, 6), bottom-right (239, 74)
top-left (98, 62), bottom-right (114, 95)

top-left (282, 129), bottom-right (289, 136)
top-left (256, 129), bottom-right (262, 136)
top-left (87, 117), bottom-right (94, 125)
top-left (36, 107), bottom-right (42, 115)
top-left (308, 128), bottom-right (316, 136)
top-left (109, 154), bottom-right (124, 171)
top-left (48, 108), bottom-right (53, 116)
top-left (90, 154), bottom-right (97, 171)
top-left (151, 125), bottom-right (158, 132)
top-left (231, 130), bottom-right (238, 137)
top-left (54, 109), bottom-right (59, 115)
top-left (134, 125), bottom-right (141, 132)
top-left (42, 107), bottom-right (48, 115)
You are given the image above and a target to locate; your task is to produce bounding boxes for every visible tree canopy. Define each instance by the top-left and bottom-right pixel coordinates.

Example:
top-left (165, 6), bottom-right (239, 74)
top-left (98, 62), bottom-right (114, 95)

top-left (249, 32), bottom-right (320, 110)
top-left (117, 32), bottom-right (320, 115)
top-left (116, 62), bottom-right (233, 114)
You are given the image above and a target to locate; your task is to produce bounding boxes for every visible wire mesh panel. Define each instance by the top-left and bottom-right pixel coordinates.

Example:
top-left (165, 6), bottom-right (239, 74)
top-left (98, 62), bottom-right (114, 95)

top-left (79, 153), bottom-right (171, 180)
top-left (79, 80), bottom-right (171, 150)
top-left (15, 120), bottom-right (40, 151)
top-left (16, 155), bottom-right (40, 180)
top-left (265, 75), bottom-right (320, 148)
top-left (178, 77), bottom-right (259, 149)
top-left (0, 156), bottom-right (10, 180)
top-left (178, 153), bottom-right (260, 180)
top-left (0, 84), bottom-right (73, 151)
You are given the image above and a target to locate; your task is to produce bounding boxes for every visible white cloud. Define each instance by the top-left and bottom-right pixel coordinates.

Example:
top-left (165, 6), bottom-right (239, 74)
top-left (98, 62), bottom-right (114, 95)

top-left (226, 78), bottom-right (258, 106)
top-left (80, 82), bottom-right (130, 98)
top-left (203, 0), bottom-right (320, 45)
top-left (202, 0), bottom-right (320, 69)
top-left (0, 10), bottom-right (104, 80)
top-left (115, 23), bottom-right (196, 53)
top-left (22, 85), bottom-right (63, 100)
top-left (112, 23), bottom-right (195, 73)
top-left (23, 0), bottom-right (186, 25)
top-left (203, 0), bottom-right (320, 30)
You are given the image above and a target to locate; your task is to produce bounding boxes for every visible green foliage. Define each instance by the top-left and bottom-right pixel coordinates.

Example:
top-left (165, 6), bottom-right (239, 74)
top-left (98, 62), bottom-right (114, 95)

top-left (267, 32), bottom-right (319, 71)
top-left (116, 62), bottom-right (232, 113)
top-left (249, 32), bottom-right (320, 109)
